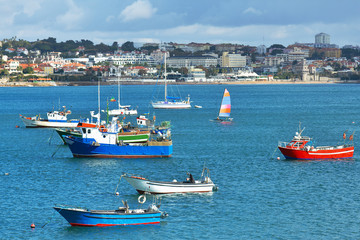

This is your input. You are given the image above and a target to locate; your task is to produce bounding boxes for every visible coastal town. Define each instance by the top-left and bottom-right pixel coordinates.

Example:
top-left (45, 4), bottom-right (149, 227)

top-left (1, 32), bottom-right (360, 86)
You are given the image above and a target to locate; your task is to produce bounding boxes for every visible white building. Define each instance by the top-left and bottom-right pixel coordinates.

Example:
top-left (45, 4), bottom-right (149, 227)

top-left (256, 45), bottom-right (266, 55)
top-left (188, 67), bottom-right (206, 82)
top-left (315, 33), bottom-right (330, 44)
top-left (167, 56), bottom-right (218, 68)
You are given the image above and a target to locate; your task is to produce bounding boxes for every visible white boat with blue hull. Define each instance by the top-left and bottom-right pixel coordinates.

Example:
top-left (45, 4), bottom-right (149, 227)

top-left (54, 196), bottom-right (167, 227)
top-left (122, 167), bottom-right (217, 194)
top-left (20, 106), bottom-right (80, 128)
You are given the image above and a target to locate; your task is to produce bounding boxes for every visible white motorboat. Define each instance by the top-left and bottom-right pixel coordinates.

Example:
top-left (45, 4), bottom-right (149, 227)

top-left (122, 167), bottom-right (217, 194)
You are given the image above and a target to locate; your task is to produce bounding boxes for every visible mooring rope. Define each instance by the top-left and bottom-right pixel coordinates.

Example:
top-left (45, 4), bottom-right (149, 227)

top-left (42, 208), bottom-right (61, 228)
top-left (271, 146), bottom-right (279, 159)
top-left (114, 175), bottom-right (124, 194)
top-left (51, 145), bottom-right (62, 157)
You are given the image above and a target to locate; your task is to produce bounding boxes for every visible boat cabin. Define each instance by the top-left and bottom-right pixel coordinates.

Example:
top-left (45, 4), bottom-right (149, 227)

top-left (285, 132), bottom-right (312, 149)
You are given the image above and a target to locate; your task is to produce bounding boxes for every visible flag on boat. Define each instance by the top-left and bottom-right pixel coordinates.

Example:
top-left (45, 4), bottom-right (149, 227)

top-left (110, 97), bottom-right (116, 102)
top-left (349, 133), bottom-right (354, 141)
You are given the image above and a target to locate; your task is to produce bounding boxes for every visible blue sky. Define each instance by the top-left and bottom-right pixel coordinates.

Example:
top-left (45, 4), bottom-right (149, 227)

top-left (1, 0), bottom-right (359, 47)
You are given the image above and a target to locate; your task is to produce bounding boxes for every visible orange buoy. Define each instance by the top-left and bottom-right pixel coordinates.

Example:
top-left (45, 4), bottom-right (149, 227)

top-left (15, 125), bottom-right (19, 128)
top-left (30, 223), bottom-right (35, 228)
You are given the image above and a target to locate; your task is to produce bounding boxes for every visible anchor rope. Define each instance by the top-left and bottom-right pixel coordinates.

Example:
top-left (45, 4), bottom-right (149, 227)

top-left (51, 144), bottom-right (62, 157)
top-left (42, 208), bottom-right (62, 228)
top-left (271, 146), bottom-right (279, 159)
top-left (114, 175), bottom-right (124, 194)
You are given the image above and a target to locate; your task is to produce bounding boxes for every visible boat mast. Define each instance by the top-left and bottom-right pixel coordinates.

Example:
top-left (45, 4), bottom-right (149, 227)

top-left (118, 67), bottom-right (121, 109)
top-left (218, 90), bottom-right (224, 117)
top-left (164, 52), bottom-right (167, 102)
top-left (97, 78), bottom-right (101, 125)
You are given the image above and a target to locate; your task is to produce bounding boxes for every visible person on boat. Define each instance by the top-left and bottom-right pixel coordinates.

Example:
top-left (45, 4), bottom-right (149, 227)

top-left (186, 172), bottom-right (195, 183)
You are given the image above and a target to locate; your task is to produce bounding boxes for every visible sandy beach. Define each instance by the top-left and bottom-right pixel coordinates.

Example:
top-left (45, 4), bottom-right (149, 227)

top-left (0, 79), bottom-right (348, 87)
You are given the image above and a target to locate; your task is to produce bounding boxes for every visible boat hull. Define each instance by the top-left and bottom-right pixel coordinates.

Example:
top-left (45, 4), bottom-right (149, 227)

top-left (64, 136), bottom-right (172, 158)
top-left (123, 176), bottom-right (215, 194)
top-left (118, 132), bottom-right (150, 143)
top-left (20, 115), bottom-right (78, 128)
top-left (108, 109), bottom-right (138, 116)
top-left (278, 146), bottom-right (354, 160)
top-left (55, 128), bottom-right (82, 144)
top-left (152, 102), bottom-right (191, 109)
top-left (53, 207), bottom-right (162, 226)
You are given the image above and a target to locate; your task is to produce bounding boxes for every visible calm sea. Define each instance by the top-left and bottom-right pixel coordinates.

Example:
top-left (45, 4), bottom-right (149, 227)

top-left (1, 83), bottom-right (360, 239)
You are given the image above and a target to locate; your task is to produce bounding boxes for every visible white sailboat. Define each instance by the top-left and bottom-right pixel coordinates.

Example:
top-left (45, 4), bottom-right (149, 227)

top-left (151, 54), bottom-right (191, 109)
top-left (108, 72), bottom-right (137, 115)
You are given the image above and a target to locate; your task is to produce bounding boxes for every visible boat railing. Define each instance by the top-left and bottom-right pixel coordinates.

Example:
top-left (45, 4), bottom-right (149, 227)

top-left (278, 141), bottom-right (288, 147)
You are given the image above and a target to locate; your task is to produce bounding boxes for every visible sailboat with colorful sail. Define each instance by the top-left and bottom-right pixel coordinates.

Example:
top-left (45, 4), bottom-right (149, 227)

top-left (213, 89), bottom-right (232, 122)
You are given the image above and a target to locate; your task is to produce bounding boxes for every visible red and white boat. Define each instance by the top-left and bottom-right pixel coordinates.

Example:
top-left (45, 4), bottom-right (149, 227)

top-left (278, 126), bottom-right (354, 160)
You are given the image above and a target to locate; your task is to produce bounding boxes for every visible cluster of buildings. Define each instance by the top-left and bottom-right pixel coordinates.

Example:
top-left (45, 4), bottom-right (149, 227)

top-left (1, 32), bottom-right (360, 83)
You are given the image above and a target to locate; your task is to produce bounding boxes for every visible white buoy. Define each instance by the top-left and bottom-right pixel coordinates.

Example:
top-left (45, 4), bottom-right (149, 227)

top-left (115, 192), bottom-right (119, 196)
top-left (277, 157), bottom-right (280, 160)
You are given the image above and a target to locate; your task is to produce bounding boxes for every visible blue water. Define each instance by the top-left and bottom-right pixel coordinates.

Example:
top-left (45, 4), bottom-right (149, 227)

top-left (1, 84), bottom-right (360, 239)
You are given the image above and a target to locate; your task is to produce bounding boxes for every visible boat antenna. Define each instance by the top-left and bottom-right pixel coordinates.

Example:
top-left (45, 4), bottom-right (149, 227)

top-left (164, 53), bottom-right (167, 102)
top-left (97, 78), bottom-right (101, 126)
top-left (298, 122), bottom-right (305, 135)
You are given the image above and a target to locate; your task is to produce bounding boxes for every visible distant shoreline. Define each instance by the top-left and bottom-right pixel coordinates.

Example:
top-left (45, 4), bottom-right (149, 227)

top-left (1, 79), bottom-right (357, 87)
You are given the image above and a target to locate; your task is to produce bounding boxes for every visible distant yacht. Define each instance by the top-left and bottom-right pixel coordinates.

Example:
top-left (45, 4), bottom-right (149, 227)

top-left (151, 54), bottom-right (191, 109)
top-left (107, 73), bottom-right (137, 116)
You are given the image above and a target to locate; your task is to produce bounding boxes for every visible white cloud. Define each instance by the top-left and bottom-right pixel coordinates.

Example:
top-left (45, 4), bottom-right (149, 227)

top-left (119, 0), bottom-right (157, 22)
top-left (243, 7), bottom-right (262, 15)
top-left (22, 0), bottom-right (43, 17)
top-left (106, 15), bottom-right (115, 23)
top-left (56, 0), bottom-right (84, 30)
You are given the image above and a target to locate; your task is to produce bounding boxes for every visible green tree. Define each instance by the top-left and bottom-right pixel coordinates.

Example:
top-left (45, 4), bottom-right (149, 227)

top-left (23, 67), bottom-right (34, 74)
top-left (121, 41), bottom-right (136, 52)
top-left (138, 69), bottom-right (147, 76)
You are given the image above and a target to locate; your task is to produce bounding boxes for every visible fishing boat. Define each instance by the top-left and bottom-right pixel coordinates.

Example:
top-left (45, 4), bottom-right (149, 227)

top-left (55, 128), bottom-right (82, 144)
top-left (151, 54), bottom-right (191, 109)
top-left (278, 125), bottom-right (354, 160)
top-left (122, 167), bottom-right (217, 194)
top-left (212, 89), bottom-right (232, 122)
top-left (63, 118), bottom-right (172, 158)
top-left (19, 106), bottom-right (80, 128)
top-left (107, 74), bottom-right (137, 116)
top-left (54, 196), bottom-right (167, 227)
top-left (118, 122), bottom-right (150, 143)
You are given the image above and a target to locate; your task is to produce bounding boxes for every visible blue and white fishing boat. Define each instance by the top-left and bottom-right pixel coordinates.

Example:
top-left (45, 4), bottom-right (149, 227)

top-left (64, 118), bottom-right (172, 158)
top-left (54, 196), bottom-right (168, 227)
top-left (20, 106), bottom-right (80, 128)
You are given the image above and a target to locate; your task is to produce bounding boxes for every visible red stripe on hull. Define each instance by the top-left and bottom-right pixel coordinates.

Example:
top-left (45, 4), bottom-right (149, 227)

top-left (73, 154), bottom-right (171, 158)
top-left (70, 221), bottom-right (160, 227)
top-left (278, 146), bottom-right (354, 160)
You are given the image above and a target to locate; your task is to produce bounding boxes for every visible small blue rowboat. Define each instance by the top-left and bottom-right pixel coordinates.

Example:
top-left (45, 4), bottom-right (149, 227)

top-left (54, 199), bottom-right (168, 227)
